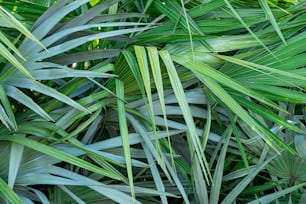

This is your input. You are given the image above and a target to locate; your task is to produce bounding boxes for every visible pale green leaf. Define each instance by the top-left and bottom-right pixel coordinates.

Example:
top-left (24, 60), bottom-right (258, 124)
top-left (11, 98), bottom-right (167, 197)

top-left (210, 126), bottom-right (232, 204)
top-left (159, 50), bottom-right (210, 183)
top-left (1, 135), bottom-right (123, 181)
top-left (5, 86), bottom-right (53, 121)
top-left (115, 79), bottom-right (135, 200)
top-left (295, 135), bottom-right (306, 159)
top-left (8, 142), bottom-right (24, 188)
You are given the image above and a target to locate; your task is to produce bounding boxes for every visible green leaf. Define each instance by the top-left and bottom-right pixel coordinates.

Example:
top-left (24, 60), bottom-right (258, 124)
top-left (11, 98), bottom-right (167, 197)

top-left (147, 46), bottom-right (174, 167)
top-left (258, 0), bottom-right (287, 45)
top-left (49, 166), bottom-right (140, 204)
top-left (295, 135), bottom-right (306, 159)
top-left (248, 183), bottom-right (306, 204)
top-left (122, 50), bottom-right (146, 97)
top-left (0, 31), bottom-right (24, 60)
top-left (235, 96), bottom-right (301, 133)
top-left (0, 177), bottom-right (23, 204)
top-left (189, 0), bottom-right (234, 18)
top-left (58, 0), bottom-right (121, 31)
top-left (163, 152), bottom-right (190, 204)
top-left (62, 108), bottom-right (102, 140)
top-left (5, 86), bottom-right (53, 122)
top-left (223, 0), bottom-right (277, 58)
top-left (29, 0), bottom-right (90, 40)
top-left (0, 85), bottom-right (17, 130)
top-left (153, 0), bottom-right (212, 51)
top-left (0, 6), bottom-right (44, 48)
top-left (230, 114), bottom-right (250, 172)
top-left (210, 125), bottom-right (232, 204)
top-left (115, 79), bottom-right (135, 200)
top-left (193, 71), bottom-right (293, 153)
top-left (126, 113), bottom-right (172, 181)
top-left (171, 56), bottom-right (283, 112)
top-left (0, 104), bottom-right (12, 129)
top-left (159, 50), bottom-right (210, 183)
top-left (8, 142), bottom-right (24, 188)
top-left (58, 186), bottom-right (86, 204)
top-left (36, 27), bottom-right (150, 60)
top-left (1, 135), bottom-right (123, 181)
top-left (0, 42), bottom-right (34, 80)
top-left (192, 155), bottom-right (209, 204)
top-left (213, 53), bottom-right (306, 82)
top-left (142, 146), bottom-right (168, 204)
top-left (6, 79), bottom-right (89, 113)
top-left (221, 155), bottom-right (276, 204)
top-left (134, 46), bottom-right (164, 165)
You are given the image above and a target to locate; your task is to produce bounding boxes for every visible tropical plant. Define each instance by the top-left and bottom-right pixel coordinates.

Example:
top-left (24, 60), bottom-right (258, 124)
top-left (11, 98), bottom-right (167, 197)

top-left (0, 0), bottom-right (305, 203)
top-left (0, 0), bottom-right (160, 203)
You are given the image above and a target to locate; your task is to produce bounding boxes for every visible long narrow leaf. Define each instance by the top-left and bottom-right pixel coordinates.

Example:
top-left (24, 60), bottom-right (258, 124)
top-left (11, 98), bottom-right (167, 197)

top-left (134, 46), bottom-right (163, 165)
top-left (159, 50), bottom-right (210, 183)
top-left (115, 79), bottom-right (135, 200)
top-left (8, 143), bottom-right (24, 188)
top-left (5, 86), bottom-right (53, 121)
top-left (0, 85), bottom-right (17, 129)
top-left (223, 0), bottom-right (277, 58)
top-left (49, 166), bottom-right (140, 204)
top-left (6, 79), bottom-right (89, 113)
top-left (221, 155), bottom-right (276, 203)
top-left (295, 135), bottom-right (306, 159)
top-left (126, 113), bottom-right (172, 181)
top-left (0, 6), bottom-right (44, 48)
top-left (147, 46), bottom-right (173, 167)
top-left (248, 183), bottom-right (306, 204)
top-left (0, 43), bottom-right (34, 80)
top-left (0, 177), bottom-right (23, 204)
top-left (213, 53), bottom-right (306, 82)
top-left (171, 55), bottom-right (284, 112)
top-left (210, 126), bottom-right (232, 204)
top-left (258, 0), bottom-right (287, 45)
top-left (35, 27), bottom-right (150, 60)
top-left (194, 71), bottom-right (292, 153)
top-left (143, 146), bottom-right (168, 204)
top-left (0, 104), bottom-right (12, 129)
top-left (58, 185), bottom-right (86, 204)
top-left (1, 135), bottom-right (123, 181)
top-left (0, 31), bottom-right (24, 60)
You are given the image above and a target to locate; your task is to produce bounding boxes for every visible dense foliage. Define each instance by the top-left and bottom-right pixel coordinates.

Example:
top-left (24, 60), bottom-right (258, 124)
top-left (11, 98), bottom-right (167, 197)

top-left (0, 0), bottom-right (305, 203)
